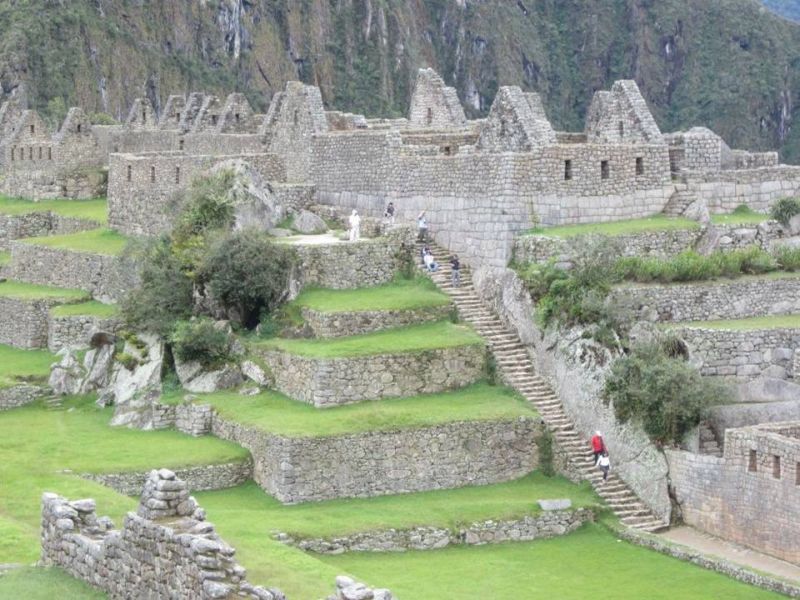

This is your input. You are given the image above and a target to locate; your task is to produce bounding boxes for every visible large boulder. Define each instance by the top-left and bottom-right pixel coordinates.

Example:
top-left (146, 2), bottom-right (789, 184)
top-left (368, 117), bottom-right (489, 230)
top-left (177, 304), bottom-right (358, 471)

top-left (49, 349), bottom-right (86, 396)
top-left (293, 209), bottom-right (327, 234)
top-left (107, 335), bottom-right (165, 429)
top-left (209, 160), bottom-right (286, 230)
top-left (175, 357), bottom-right (244, 393)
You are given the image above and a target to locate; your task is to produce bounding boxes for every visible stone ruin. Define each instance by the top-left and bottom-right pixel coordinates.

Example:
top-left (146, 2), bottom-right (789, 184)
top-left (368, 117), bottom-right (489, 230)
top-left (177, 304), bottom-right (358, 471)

top-left (41, 469), bottom-right (396, 599)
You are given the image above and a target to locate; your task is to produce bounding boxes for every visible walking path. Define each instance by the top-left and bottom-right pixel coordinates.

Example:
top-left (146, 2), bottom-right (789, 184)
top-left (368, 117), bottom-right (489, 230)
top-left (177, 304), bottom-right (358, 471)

top-left (419, 241), bottom-right (667, 532)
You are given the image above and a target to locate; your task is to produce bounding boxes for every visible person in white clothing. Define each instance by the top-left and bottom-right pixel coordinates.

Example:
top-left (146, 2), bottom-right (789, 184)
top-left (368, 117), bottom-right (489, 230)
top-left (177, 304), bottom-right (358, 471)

top-left (598, 452), bottom-right (611, 482)
top-left (348, 209), bottom-right (361, 242)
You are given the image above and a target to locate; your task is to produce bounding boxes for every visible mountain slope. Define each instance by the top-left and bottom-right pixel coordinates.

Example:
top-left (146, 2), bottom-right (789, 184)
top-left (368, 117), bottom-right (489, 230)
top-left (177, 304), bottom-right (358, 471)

top-left (762, 0), bottom-right (800, 21)
top-left (3, 0), bottom-right (800, 160)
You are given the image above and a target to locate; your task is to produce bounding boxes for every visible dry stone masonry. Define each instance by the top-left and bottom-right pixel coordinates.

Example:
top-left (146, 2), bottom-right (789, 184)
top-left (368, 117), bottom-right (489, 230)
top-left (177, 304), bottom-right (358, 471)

top-left (299, 304), bottom-right (452, 338)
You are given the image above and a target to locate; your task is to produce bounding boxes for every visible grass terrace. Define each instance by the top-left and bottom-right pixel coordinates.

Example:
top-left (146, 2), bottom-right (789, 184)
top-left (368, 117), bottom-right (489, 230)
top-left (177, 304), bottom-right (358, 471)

top-left (292, 278), bottom-right (450, 313)
top-left (0, 567), bottom-right (107, 599)
top-left (527, 215), bottom-right (698, 238)
top-left (0, 280), bottom-right (89, 301)
top-left (255, 321), bottom-right (482, 358)
top-left (710, 205), bottom-right (770, 226)
top-left (674, 314), bottom-right (800, 331)
top-left (50, 300), bottom-right (119, 318)
top-left (20, 228), bottom-right (128, 256)
top-left (0, 196), bottom-right (108, 224)
top-left (0, 251), bottom-right (9, 267)
top-left (164, 383), bottom-right (536, 437)
top-left (319, 523), bottom-right (784, 600)
top-left (0, 344), bottom-right (56, 388)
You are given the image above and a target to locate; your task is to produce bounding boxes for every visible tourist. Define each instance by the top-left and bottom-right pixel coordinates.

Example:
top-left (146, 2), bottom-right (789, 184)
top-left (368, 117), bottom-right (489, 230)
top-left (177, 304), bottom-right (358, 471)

top-left (384, 202), bottom-right (396, 225)
top-left (450, 254), bottom-right (461, 288)
top-left (591, 431), bottom-right (605, 465)
top-left (348, 209), bottom-right (361, 242)
top-left (598, 451), bottom-right (611, 482)
top-left (423, 249), bottom-right (438, 272)
top-left (421, 244), bottom-right (431, 266)
top-left (417, 211), bottom-right (428, 242)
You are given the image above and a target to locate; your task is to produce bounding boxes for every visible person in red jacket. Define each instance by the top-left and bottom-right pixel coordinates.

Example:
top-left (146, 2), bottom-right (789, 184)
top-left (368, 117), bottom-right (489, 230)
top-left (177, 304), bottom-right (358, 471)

top-left (591, 431), bottom-right (605, 465)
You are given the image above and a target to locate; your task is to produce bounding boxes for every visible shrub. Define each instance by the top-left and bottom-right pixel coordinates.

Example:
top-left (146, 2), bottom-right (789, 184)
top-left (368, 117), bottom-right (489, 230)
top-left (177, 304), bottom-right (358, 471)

top-left (121, 238), bottom-right (194, 338)
top-left (89, 112), bottom-right (117, 125)
top-left (603, 340), bottom-right (729, 445)
top-left (173, 171), bottom-right (236, 241)
top-left (201, 229), bottom-right (297, 329)
top-left (774, 245), bottom-right (800, 271)
top-left (736, 245), bottom-right (777, 274)
top-left (171, 318), bottom-right (233, 367)
top-left (770, 197), bottom-right (800, 226)
top-left (535, 430), bottom-right (555, 477)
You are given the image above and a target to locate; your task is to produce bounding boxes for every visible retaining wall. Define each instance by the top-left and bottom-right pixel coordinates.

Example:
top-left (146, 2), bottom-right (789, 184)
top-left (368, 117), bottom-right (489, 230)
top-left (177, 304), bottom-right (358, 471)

top-left (47, 313), bottom-right (122, 351)
top-left (0, 296), bottom-right (62, 348)
top-left (685, 166), bottom-right (800, 213)
top-left (0, 384), bottom-right (47, 410)
top-left (0, 212), bottom-right (100, 250)
top-left (300, 304), bottom-right (452, 338)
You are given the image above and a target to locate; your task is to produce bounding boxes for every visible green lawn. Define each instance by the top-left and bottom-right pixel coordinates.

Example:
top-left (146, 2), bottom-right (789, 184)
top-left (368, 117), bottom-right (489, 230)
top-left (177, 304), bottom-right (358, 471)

top-left (0, 280), bottom-right (89, 301)
top-left (255, 321), bottom-right (483, 358)
top-left (293, 279), bottom-right (450, 312)
top-left (675, 314), bottom-right (800, 331)
top-left (0, 251), bottom-right (9, 267)
top-left (50, 300), bottom-right (119, 318)
top-left (165, 383), bottom-right (536, 437)
top-left (0, 344), bottom-right (56, 388)
top-left (0, 396), bottom-right (248, 566)
top-left (320, 524), bottom-right (783, 600)
top-left (20, 228), bottom-right (128, 256)
top-left (0, 196), bottom-right (108, 224)
top-left (710, 205), bottom-right (769, 226)
top-left (527, 215), bottom-right (698, 238)
top-left (615, 270), bottom-right (800, 289)
top-left (0, 567), bottom-right (107, 599)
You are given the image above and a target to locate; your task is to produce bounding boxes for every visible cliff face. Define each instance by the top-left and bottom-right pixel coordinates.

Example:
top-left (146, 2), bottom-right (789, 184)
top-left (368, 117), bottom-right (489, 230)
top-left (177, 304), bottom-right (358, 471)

top-left (4, 0), bottom-right (800, 159)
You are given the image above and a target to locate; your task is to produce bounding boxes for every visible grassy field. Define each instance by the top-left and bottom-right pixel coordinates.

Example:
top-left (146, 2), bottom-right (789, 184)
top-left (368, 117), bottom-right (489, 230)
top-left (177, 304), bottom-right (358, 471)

top-left (256, 321), bottom-right (483, 358)
top-left (0, 344), bottom-right (56, 388)
top-left (0, 280), bottom-right (89, 301)
top-left (50, 300), bottom-right (118, 318)
top-left (0, 251), bottom-right (9, 267)
top-left (0, 567), bottom-right (107, 599)
top-left (710, 212), bottom-right (770, 226)
top-left (0, 396), bottom-right (248, 565)
top-left (677, 314), bottom-right (800, 331)
top-left (20, 228), bottom-right (128, 256)
top-left (164, 383), bottom-right (536, 437)
top-left (0, 196), bottom-right (108, 224)
top-left (527, 215), bottom-right (698, 238)
top-left (614, 270), bottom-right (800, 289)
top-left (293, 279), bottom-right (450, 312)
top-left (320, 523), bottom-right (784, 600)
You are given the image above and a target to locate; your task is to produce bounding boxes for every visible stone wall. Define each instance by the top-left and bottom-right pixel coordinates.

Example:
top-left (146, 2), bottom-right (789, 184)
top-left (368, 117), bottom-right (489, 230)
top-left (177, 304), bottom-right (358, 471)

top-left (0, 384), bottom-right (47, 410)
top-left (47, 313), bottom-right (122, 351)
top-left (0, 211), bottom-right (100, 251)
top-left (212, 415), bottom-right (540, 503)
top-left (0, 296), bottom-right (63, 348)
top-left (613, 276), bottom-right (800, 323)
top-left (667, 422), bottom-right (800, 565)
top-left (6, 242), bottom-right (135, 302)
top-left (674, 326), bottom-right (799, 380)
top-left (281, 509), bottom-right (594, 554)
top-left (258, 344), bottom-right (486, 407)
top-left (41, 470), bottom-right (282, 600)
top-left (685, 166), bottom-right (800, 213)
top-left (300, 304), bottom-right (452, 338)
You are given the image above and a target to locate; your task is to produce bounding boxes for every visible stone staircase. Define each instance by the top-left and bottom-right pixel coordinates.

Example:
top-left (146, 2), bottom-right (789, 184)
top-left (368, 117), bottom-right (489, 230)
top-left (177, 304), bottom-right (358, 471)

top-left (699, 421), bottom-right (723, 457)
top-left (662, 184), bottom-right (697, 217)
top-left (418, 242), bottom-right (668, 533)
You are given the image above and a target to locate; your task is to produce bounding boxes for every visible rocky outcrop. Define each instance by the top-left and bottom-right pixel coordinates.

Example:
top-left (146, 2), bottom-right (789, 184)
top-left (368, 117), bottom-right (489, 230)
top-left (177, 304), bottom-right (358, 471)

top-left (175, 358), bottom-right (244, 393)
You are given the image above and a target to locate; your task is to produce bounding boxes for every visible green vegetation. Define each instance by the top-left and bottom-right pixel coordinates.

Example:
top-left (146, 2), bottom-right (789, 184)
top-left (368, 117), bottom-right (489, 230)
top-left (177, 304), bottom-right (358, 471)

top-left (679, 314), bottom-right (800, 331)
top-left (21, 228), bottom-right (128, 256)
top-left (171, 318), bottom-right (233, 367)
top-left (293, 279), bottom-right (449, 313)
top-left (320, 523), bottom-right (783, 600)
top-left (255, 321), bottom-right (483, 358)
top-left (0, 280), bottom-right (88, 301)
top-left (710, 204), bottom-right (769, 225)
top-left (50, 300), bottom-right (118, 318)
top-left (0, 344), bottom-right (56, 388)
top-left (770, 197), bottom-right (800, 226)
top-left (0, 251), bottom-right (9, 267)
top-left (603, 338), bottom-right (729, 445)
top-left (0, 395), bottom-right (247, 565)
top-left (527, 215), bottom-right (698, 238)
top-left (0, 196), bottom-right (107, 224)
top-left (166, 383), bottom-right (536, 437)
top-left (0, 567), bottom-right (107, 599)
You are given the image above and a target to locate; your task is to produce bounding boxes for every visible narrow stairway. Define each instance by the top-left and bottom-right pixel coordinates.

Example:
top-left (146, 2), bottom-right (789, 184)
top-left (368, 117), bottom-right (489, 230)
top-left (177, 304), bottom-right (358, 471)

top-left (662, 183), bottom-right (697, 217)
top-left (418, 242), bottom-right (668, 533)
top-left (699, 422), bottom-right (723, 457)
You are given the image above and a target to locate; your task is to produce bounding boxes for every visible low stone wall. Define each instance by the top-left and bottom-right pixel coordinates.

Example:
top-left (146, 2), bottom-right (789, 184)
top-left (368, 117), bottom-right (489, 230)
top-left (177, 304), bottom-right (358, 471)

top-left (258, 344), bottom-right (486, 406)
top-left (0, 296), bottom-right (62, 348)
top-left (612, 276), bottom-right (800, 323)
top-left (0, 384), bottom-right (47, 410)
top-left (47, 313), bottom-right (122, 351)
top-left (212, 415), bottom-right (540, 503)
top-left (675, 326), bottom-right (799, 379)
top-left (294, 226), bottom-right (415, 290)
top-left (41, 470), bottom-right (282, 600)
top-left (0, 212), bottom-right (99, 250)
top-left (281, 509), bottom-right (594, 554)
top-left (79, 459), bottom-right (253, 496)
top-left (7, 242), bottom-right (136, 302)
top-left (685, 166), bottom-right (800, 214)
top-left (300, 304), bottom-right (452, 338)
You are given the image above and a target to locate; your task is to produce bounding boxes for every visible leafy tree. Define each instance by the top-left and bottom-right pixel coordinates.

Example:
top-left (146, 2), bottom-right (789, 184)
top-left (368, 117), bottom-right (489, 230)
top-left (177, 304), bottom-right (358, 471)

top-left (171, 318), bottom-right (233, 367)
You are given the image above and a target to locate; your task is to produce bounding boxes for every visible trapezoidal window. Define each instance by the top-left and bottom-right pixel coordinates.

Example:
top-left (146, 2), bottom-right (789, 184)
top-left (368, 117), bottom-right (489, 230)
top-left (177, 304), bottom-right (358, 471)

top-left (749, 449), bottom-right (757, 472)
top-left (618, 121), bottom-right (624, 138)
top-left (235, 113), bottom-right (241, 123)
top-left (636, 157), bottom-right (644, 176)
top-left (564, 160), bottom-right (573, 181)
top-left (127, 165), bottom-right (132, 182)
top-left (600, 160), bottom-right (610, 180)
top-left (150, 166), bottom-right (156, 183)
top-left (179, 139), bottom-right (185, 151)
top-left (211, 114), bottom-right (218, 126)
top-left (77, 124), bottom-right (82, 134)
top-left (29, 147), bottom-right (33, 160)
top-left (38, 147), bottom-right (42, 160)
top-left (141, 109), bottom-right (147, 124)
top-left (30, 124), bottom-right (35, 134)
top-left (293, 109), bottom-right (299, 125)
top-left (176, 112), bottom-right (181, 122)
top-left (10, 147), bottom-right (14, 161)
top-left (796, 462), bottom-right (800, 486)
top-left (175, 167), bottom-right (181, 184)
top-left (442, 146), bottom-right (452, 156)
top-left (48, 147), bottom-right (52, 160)
top-left (426, 107), bottom-right (433, 126)
top-left (773, 455), bottom-right (781, 479)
